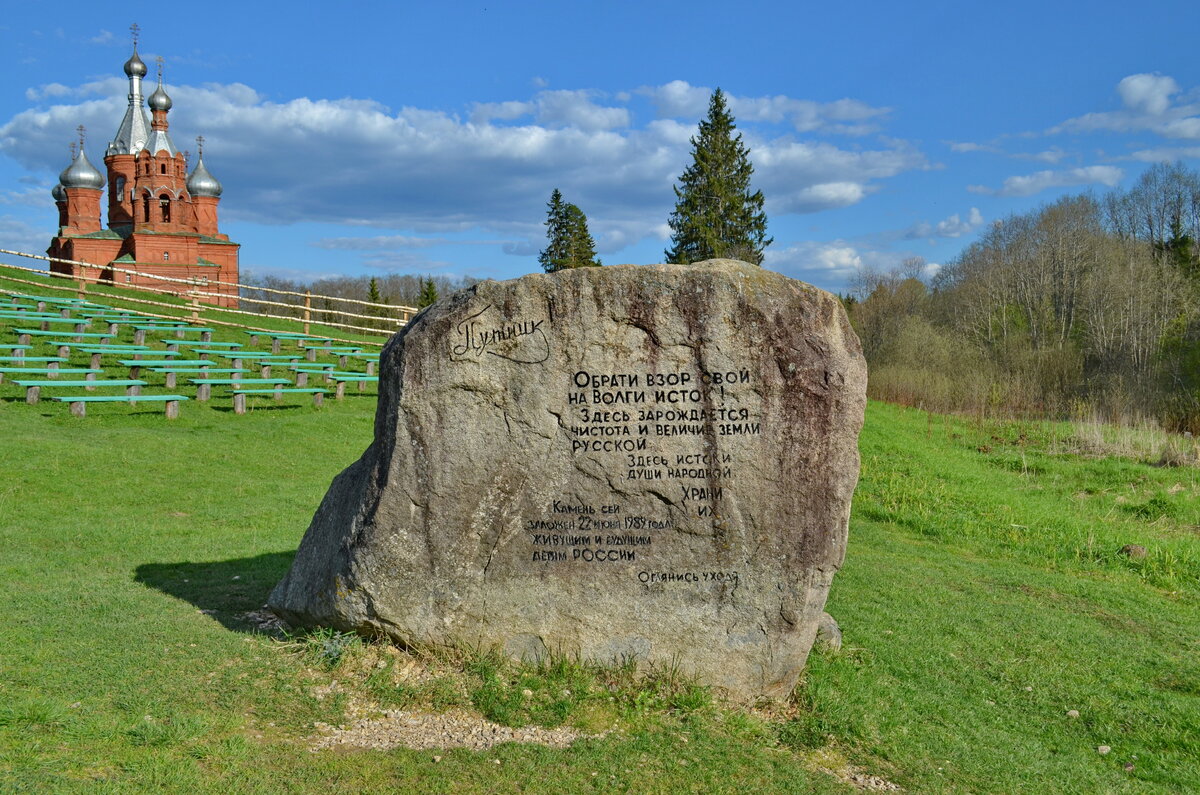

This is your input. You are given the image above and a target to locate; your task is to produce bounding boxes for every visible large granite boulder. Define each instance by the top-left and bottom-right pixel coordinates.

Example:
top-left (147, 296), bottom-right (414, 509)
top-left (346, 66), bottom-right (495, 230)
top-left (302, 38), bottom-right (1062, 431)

top-left (270, 259), bottom-right (866, 701)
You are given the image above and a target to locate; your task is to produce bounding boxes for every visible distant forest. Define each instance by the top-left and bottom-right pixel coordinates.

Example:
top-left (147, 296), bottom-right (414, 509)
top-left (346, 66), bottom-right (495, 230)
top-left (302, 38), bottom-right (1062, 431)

top-left (238, 272), bottom-right (479, 321)
top-left (846, 162), bottom-right (1200, 432)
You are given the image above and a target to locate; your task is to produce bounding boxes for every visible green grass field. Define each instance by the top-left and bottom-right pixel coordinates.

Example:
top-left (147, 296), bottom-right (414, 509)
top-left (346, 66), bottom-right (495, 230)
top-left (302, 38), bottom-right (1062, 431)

top-left (1, 329), bottom-right (1197, 792)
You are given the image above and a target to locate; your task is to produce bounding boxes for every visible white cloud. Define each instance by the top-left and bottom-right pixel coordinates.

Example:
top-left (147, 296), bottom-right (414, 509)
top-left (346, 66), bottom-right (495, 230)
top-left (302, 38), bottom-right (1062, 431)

top-left (358, 252), bottom-right (457, 271)
top-left (968, 166), bottom-right (1124, 197)
top-left (1051, 73), bottom-right (1200, 140)
top-left (947, 141), bottom-right (1001, 154)
top-left (313, 235), bottom-right (514, 250)
top-left (89, 29), bottom-right (115, 45)
top-left (904, 207), bottom-right (984, 239)
top-left (1015, 147), bottom-right (1069, 164)
top-left (469, 100), bottom-right (533, 124)
top-left (755, 139), bottom-right (928, 213)
top-left (241, 264), bottom-right (344, 282)
top-left (314, 235), bottom-right (454, 250)
top-left (641, 79), bottom-right (710, 118)
top-left (1116, 73), bottom-right (1179, 115)
top-left (0, 215), bottom-right (52, 255)
top-left (1127, 145), bottom-right (1200, 162)
top-left (764, 241), bottom-right (864, 282)
top-left (0, 77), bottom-right (928, 260)
top-left (470, 90), bottom-right (629, 130)
top-left (535, 90), bottom-right (629, 131)
top-left (0, 186), bottom-right (54, 208)
top-left (640, 80), bottom-right (890, 135)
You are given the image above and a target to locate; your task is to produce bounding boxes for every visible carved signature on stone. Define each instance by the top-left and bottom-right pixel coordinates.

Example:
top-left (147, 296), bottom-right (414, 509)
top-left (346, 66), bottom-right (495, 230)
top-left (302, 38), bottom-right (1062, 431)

top-left (450, 304), bottom-right (550, 364)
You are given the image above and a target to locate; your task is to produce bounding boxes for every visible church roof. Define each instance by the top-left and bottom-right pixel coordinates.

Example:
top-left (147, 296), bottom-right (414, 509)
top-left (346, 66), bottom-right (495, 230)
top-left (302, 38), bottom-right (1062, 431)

top-left (187, 154), bottom-right (222, 197)
top-left (59, 149), bottom-right (105, 190)
top-left (145, 70), bottom-right (179, 156)
top-left (107, 45), bottom-right (151, 156)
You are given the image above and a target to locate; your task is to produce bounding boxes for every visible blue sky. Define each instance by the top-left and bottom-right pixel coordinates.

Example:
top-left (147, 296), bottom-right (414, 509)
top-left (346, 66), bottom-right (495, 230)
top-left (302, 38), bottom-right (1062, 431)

top-left (2, 0), bottom-right (1198, 294)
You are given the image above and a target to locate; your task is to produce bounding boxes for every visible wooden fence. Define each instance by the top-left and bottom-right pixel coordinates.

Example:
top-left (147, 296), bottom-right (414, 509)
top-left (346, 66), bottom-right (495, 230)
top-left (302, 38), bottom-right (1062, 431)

top-left (0, 249), bottom-right (418, 347)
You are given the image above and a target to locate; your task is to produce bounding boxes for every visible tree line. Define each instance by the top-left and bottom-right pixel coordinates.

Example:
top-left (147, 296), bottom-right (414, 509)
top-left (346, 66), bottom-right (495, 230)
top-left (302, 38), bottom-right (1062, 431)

top-left (239, 271), bottom-right (478, 327)
top-left (847, 162), bottom-right (1200, 431)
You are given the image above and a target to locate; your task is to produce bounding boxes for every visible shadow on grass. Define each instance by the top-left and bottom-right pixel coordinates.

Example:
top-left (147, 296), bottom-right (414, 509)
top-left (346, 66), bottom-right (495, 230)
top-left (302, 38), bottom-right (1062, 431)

top-left (135, 551), bottom-right (295, 633)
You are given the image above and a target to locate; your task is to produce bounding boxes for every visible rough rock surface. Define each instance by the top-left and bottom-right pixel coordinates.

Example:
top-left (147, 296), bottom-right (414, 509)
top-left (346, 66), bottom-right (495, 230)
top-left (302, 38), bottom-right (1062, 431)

top-left (270, 259), bottom-right (866, 701)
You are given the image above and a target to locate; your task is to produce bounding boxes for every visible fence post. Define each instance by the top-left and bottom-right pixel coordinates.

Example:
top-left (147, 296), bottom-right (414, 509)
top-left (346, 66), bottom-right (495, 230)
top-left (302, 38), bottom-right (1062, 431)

top-left (77, 262), bottom-right (88, 299)
top-left (190, 291), bottom-right (200, 323)
top-left (304, 290), bottom-right (312, 335)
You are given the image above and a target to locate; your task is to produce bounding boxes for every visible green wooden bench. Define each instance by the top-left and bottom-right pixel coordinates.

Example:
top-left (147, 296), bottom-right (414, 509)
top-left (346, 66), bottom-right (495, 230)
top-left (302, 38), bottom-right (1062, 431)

top-left (229, 387), bottom-right (328, 413)
top-left (0, 367), bottom-right (99, 384)
top-left (246, 331), bottom-right (333, 354)
top-left (133, 325), bottom-right (214, 344)
top-left (14, 329), bottom-right (113, 346)
top-left (6, 294), bottom-right (90, 312)
top-left (161, 340), bottom-right (242, 351)
top-left (14, 378), bottom-right (148, 404)
top-left (149, 367), bottom-right (246, 388)
top-left (188, 377), bottom-right (291, 401)
top-left (0, 312), bottom-right (76, 330)
top-left (340, 352), bottom-right (379, 375)
top-left (298, 343), bottom-right (363, 362)
top-left (326, 372), bottom-right (380, 399)
top-left (117, 359), bottom-right (210, 378)
top-left (0, 356), bottom-right (66, 364)
top-left (250, 355), bottom-right (304, 377)
top-left (51, 394), bottom-right (189, 419)
top-left (21, 317), bottom-right (91, 333)
top-left (286, 364), bottom-right (333, 387)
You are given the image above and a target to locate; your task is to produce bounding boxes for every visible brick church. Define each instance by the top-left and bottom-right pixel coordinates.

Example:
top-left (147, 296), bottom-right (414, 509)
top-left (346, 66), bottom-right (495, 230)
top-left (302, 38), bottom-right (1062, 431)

top-left (47, 35), bottom-right (239, 306)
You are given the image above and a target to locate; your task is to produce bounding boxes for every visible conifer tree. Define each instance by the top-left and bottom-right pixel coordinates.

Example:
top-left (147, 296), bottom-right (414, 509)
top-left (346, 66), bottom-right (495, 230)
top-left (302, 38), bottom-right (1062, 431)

top-left (665, 88), bottom-right (771, 265)
top-left (540, 189), bottom-right (601, 271)
top-left (417, 277), bottom-right (439, 308)
top-left (539, 189), bottom-right (571, 272)
top-left (366, 277), bottom-right (384, 329)
top-left (564, 203), bottom-right (601, 269)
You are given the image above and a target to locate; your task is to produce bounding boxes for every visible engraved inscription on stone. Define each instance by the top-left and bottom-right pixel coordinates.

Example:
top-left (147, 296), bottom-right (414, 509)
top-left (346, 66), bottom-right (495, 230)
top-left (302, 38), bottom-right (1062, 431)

top-left (270, 259), bottom-right (866, 701)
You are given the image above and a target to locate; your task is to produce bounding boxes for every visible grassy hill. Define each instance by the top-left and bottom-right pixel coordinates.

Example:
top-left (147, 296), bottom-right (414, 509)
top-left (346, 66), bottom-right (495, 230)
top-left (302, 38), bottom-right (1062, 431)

top-left (1, 377), bottom-right (1197, 791)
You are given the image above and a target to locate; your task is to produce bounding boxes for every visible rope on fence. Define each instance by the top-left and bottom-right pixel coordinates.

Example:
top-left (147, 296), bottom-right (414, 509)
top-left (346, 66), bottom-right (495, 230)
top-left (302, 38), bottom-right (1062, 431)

top-left (0, 248), bottom-right (419, 314)
top-left (0, 260), bottom-right (389, 347)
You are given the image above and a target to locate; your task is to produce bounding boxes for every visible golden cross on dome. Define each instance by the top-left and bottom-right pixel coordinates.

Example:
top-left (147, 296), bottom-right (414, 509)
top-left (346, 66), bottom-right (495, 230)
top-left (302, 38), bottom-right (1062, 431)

top-left (130, 23), bottom-right (140, 47)
top-left (76, 125), bottom-right (86, 148)
top-left (156, 55), bottom-right (164, 81)
top-left (196, 135), bottom-right (205, 156)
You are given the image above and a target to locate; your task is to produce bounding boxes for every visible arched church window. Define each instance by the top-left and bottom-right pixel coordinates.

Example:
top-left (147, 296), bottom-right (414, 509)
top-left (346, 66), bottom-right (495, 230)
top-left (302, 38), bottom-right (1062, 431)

top-left (163, 251), bottom-right (170, 262)
top-left (160, 194), bottom-right (171, 223)
top-left (160, 163), bottom-right (167, 175)
top-left (143, 194), bottom-right (151, 223)
top-left (114, 176), bottom-right (125, 197)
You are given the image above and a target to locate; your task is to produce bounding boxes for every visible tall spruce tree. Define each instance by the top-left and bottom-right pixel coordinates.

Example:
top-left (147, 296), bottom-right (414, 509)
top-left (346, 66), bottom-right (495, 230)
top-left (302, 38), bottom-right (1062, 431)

top-left (564, 203), bottom-right (601, 268)
top-left (665, 88), bottom-right (771, 265)
top-left (539, 188), bottom-right (601, 271)
top-left (417, 277), bottom-right (439, 308)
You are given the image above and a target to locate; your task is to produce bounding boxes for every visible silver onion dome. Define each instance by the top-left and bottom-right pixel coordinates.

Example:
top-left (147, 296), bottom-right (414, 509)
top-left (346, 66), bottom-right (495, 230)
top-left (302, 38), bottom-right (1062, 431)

top-left (187, 155), bottom-right (222, 197)
top-left (59, 150), bottom-right (105, 190)
top-left (52, 183), bottom-right (66, 202)
top-left (124, 48), bottom-right (147, 78)
top-left (148, 82), bottom-right (172, 111)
